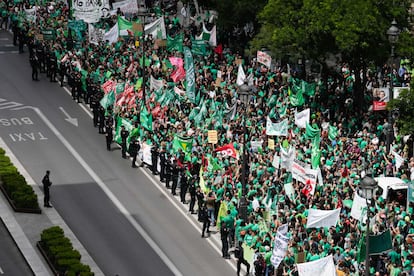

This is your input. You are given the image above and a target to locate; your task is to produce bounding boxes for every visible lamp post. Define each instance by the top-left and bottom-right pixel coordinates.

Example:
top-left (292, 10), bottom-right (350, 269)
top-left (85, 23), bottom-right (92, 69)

top-left (386, 19), bottom-right (400, 153)
top-left (358, 176), bottom-right (378, 276)
top-left (136, 13), bottom-right (153, 102)
top-left (238, 87), bottom-right (252, 222)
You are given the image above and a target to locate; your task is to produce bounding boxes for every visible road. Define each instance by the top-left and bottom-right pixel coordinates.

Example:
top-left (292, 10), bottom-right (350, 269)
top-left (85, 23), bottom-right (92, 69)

top-left (0, 30), bottom-right (235, 276)
top-left (0, 218), bottom-right (33, 275)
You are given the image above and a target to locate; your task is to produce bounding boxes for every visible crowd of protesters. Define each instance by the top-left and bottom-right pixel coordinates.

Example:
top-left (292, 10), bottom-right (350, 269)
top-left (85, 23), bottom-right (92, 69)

top-left (3, 0), bottom-right (414, 275)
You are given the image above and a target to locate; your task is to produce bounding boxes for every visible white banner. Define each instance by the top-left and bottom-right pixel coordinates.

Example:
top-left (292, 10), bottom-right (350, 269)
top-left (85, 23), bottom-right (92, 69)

top-left (292, 160), bottom-right (317, 184)
top-left (112, 0), bottom-right (138, 13)
top-left (150, 75), bottom-right (164, 91)
top-left (250, 140), bottom-right (263, 152)
top-left (392, 150), bottom-right (405, 169)
top-left (24, 6), bottom-right (37, 23)
top-left (295, 108), bottom-right (310, 129)
top-left (236, 63), bottom-right (246, 86)
top-left (272, 153), bottom-right (280, 169)
top-left (280, 146), bottom-right (296, 171)
top-left (270, 224), bottom-right (289, 268)
top-left (88, 23), bottom-right (105, 45)
top-left (257, 50), bottom-right (271, 68)
top-left (141, 143), bottom-right (152, 165)
top-left (306, 208), bottom-right (341, 228)
top-left (266, 117), bottom-right (288, 136)
top-left (297, 255), bottom-right (336, 276)
top-left (104, 22), bottom-right (119, 44)
top-left (350, 192), bottom-right (367, 221)
top-left (72, 0), bottom-right (107, 23)
top-left (145, 16), bottom-right (167, 40)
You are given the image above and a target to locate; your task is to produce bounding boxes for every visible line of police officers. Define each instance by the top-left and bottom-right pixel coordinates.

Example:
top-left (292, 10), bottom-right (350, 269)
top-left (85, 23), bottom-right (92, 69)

top-left (28, 40), bottom-right (212, 238)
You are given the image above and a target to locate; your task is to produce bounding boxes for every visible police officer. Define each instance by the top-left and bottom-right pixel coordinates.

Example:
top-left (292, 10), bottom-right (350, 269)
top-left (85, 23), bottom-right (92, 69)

top-left (159, 147), bottom-right (166, 182)
top-left (35, 42), bottom-right (45, 73)
top-left (151, 143), bottom-right (159, 175)
top-left (196, 186), bottom-right (205, 221)
top-left (42, 170), bottom-right (52, 208)
top-left (180, 171), bottom-right (188, 204)
top-left (188, 176), bottom-right (197, 214)
top-left (220, 222), bottom-right (230, 259)
top-left (105, 118), bottom-right (113, 151)
top-left (97, 106), bottom-right (105, 134)
top-left (74, 71), bottom-right (82, 103)
top-left (200, 204), bottom-right (210, 238)
top-left (165, 155), bottom-right (172, 189)
top-left (90, 95), bottom-right (99, 127)
top-left (171, 159), bottom-right (179, 195)
top-left (130, 138), bottom-right (140, 167)
top-left (120, 125), bottom-right (129, 159)
top-left (30, 53), bottom-right (39, 81)
top-left (49, 53), bottom-right (57, 82)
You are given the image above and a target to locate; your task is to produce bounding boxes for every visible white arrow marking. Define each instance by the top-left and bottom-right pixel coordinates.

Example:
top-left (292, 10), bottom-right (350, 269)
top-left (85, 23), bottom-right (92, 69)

top-left (59, 107), bottom-right (78, 127)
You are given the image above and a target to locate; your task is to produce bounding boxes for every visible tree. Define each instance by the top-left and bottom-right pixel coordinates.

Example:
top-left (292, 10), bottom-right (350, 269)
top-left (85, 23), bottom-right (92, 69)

top-left (251, 0), bottom-right (413, 106)
top-left (388, 86), bottom-right (414, 136)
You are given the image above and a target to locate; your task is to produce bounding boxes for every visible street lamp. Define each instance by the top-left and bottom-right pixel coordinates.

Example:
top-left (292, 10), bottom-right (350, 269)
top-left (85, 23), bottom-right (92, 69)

top-left (358, 176), bottom-right (378, 276)
top-left (386, 19), bottom-right (400, 153)
top-left (238, 86), bottom-right (253, 222)
top-left (136, 13), bottom-right (153, 102)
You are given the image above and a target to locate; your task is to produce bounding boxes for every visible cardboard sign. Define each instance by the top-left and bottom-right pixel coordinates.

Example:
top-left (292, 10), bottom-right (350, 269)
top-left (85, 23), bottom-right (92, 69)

top-left (268, 138), bottom-right (275, 150)
top-left (208, 130), bottom-right (218, 144)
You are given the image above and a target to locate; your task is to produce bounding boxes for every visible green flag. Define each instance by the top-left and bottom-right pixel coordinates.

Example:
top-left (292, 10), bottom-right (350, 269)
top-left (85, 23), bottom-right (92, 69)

top-left (100, 91), bottom-right (115, 109)
top-left (172, 134), bottom-right (193, 153)
top-left (311, 132), bottom-right (321, 169)
top-left (358, 229), bottom-right (393, 262)
top-left (140, 106), bottom-right (153, 131)
top-left (114, 116), bottom-right (133, 144)
top-left (191, 39), bottom-right (209, 56)
top-left (328, 125), bottom-right (338, 141)
top-left (167, 33), bottom-right (183, 52)
top-left (305, 123), bottom-right (319, 140)
top-left (118, 16), bottom-right (133, 36)
top-left (183, 46), bottom-right (196, 103)
top-left (289, 86), bottom-right (305, 107)
top-left (408, 181), bottom-right (414, 203)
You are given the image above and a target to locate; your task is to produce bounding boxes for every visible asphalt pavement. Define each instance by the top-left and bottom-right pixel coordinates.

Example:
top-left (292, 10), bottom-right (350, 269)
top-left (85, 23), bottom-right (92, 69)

top-left (0, 29), bottom-right (237, 276)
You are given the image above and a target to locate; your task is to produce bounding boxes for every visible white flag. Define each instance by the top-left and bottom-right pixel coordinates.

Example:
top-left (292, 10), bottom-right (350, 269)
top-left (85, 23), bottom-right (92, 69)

top-left (181, 6), bottom-right (187, 17)
top-left (297, 255), bottom-right (336, 276)
top-left (350, 192), bottom-right (367, 221)
top-left (306, 208), bottom-right (341, 228)
top-left (150, 75), bottom-right (164, 91)
top-left (236, 63), bottom-right (246, 86)
top-left (88, 23), bottom-right (105, 45)
top-left (392, 150), bottom-right (405, 169)
top-left (266, 117), bottom-right (288, 136)
top-left (257, 50), bottom-right (271, 68)
top-left (104, 23), bottom-right (119, 44)
top-left (112, 0), bottom-right (138, 13)
top-left (145, 16), bottom-right (167, 40)
top-left (280, 146), bottom-right (296, 171)
top-left (202, 23), bottom-right (217, 46)
top-left (174, 86), bottom-right (186, 96)
top-left (270, 224), bottom-right (289, 268)
top-left (295, 108), bottom-right (310, 129)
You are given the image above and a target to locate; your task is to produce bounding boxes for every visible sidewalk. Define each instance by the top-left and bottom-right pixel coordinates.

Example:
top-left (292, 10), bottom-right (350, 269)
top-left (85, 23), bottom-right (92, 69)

top-left (0, 138), bottom-right (104, 276)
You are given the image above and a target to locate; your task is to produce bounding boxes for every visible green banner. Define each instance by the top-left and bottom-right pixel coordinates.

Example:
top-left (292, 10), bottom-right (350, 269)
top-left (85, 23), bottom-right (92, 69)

top-left (68, 20), bottom-right (86, 42)
top-left (41, 29), bottom-right (56, 40)
top-left (183, 47), bottom-right (196, 103)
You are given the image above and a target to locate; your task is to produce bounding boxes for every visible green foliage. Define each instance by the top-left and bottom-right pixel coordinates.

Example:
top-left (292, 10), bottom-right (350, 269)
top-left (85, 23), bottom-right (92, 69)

top-left (388, 86), bottom-right (414, 135)
top-left (0, 148), bottom-right (40, 210)
top-left (40, 226), bottom-right (94, 275)
top-left (252, 0), bottom-right (411, 68)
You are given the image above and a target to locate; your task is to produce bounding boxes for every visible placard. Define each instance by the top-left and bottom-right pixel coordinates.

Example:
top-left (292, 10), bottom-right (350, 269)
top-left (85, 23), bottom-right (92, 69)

top-left (208, 130), bottom-right (218, 144)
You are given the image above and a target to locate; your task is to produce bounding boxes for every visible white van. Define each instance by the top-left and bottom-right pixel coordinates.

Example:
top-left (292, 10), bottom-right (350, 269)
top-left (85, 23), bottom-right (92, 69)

top-left (375, 177), bottom-right (408, 204)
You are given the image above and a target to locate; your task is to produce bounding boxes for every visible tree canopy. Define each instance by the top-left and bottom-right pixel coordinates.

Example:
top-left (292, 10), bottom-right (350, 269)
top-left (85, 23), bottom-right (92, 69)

top-left (251, 0), bottom-right (413, 70)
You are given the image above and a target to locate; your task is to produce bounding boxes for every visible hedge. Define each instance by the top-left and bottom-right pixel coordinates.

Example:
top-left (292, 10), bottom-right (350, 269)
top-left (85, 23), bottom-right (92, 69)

top-left (0, 147), bottom-right (40, 211)
top-left (40, 226), bottom-right (94, 276)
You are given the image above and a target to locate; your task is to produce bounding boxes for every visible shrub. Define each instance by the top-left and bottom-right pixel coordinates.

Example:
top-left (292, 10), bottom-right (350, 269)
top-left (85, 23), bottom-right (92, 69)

top-left (40, 227), bottom-right (94, 276)
top-left (0, 148), bottom-right (40, 211)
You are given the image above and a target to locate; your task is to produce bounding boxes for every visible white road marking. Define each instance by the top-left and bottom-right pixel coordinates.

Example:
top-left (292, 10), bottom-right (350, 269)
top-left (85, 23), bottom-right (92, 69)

top-left (63, 87), bottom-right (93, 117)
top-left (19, 106), bottom-right (183, 276)
top-left (0, 102), bottom-right (22, 109)
top-left (59, 106), bottom-right (78, 127)
top-left (0, 265), bottom-right (4, 274)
